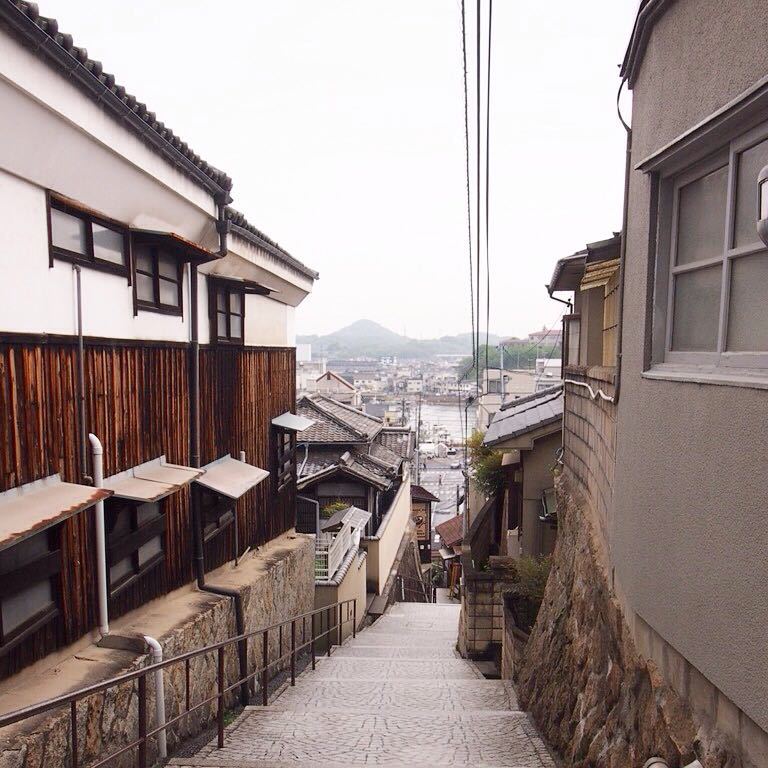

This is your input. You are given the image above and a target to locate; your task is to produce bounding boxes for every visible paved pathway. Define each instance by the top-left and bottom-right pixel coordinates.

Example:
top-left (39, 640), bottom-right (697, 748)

top-left (171, 603), bottom-right (556, 768)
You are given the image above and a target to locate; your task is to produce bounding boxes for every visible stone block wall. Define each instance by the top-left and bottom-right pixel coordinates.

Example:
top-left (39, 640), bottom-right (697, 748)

top-left (0, 533), bottom-right (315, 768)
top-left (458, 565), bottom-right (516, 659)
top-left (516, 477), bottom-right (739, 768)
top-left (500, 598), bottom-right (530, 681)
top-left (562, 366), bottom-right (616, 555)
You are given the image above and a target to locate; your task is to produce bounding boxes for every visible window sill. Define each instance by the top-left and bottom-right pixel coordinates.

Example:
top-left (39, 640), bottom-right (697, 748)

top-left (643, 364), bottom-right (768, 391)
top-left (135, 302), bottom-right (183, 318)
top-left (53, 251), bottom-right (129, 280)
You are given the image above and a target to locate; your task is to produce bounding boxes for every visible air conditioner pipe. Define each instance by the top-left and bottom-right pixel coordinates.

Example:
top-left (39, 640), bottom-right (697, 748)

top-left (88, 433), bottom-right (109, 637)
top-left (188, 259), bottom-right (249, 707)
top-left (143, 636), bottom-right (167, 758)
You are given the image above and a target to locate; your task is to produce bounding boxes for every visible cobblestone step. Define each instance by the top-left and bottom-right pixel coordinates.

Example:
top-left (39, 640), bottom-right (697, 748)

top-left (169, 709), bottom-right (556, 767)
top-left (309, 657), bottom-right (483, 680)
top-left (259, 678), bottom-right (520, 711)
top-left (349, 630), bottom-right (457, 647)
top-left (330, 644), bottom-right (459, 658)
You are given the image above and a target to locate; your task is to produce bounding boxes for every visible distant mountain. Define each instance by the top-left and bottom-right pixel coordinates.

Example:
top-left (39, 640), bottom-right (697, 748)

top-left (298, 319), bottom-right (500, 359)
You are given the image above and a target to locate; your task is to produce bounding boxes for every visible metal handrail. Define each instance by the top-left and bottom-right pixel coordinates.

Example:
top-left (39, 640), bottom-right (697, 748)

top-left (396, 575), bottom-right (433, 603)
top-left (0, 598), bottom-right (357, 768)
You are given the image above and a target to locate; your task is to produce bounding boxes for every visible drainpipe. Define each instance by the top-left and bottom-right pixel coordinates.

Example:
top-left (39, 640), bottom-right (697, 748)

top-left (74, 266), bottom-right (92, 484)
top-left (188, 245), bottom-right (249, 706)
top-left (216, 195), bottom-right (229, 257)
top-left (88, 433), bottom-right (109, 637)
top-left (614, 77), bottom-right (632, 405)
top-left (143, 636), bottom-right (167, 759)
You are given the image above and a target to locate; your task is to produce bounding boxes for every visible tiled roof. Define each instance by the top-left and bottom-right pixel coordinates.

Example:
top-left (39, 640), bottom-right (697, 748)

top-left (484, 385), bottom-right (563, 447)
top-left (225, 207), bottom-right (319, 280)
top-left (0, 1), bottom-right (232, 196)
top-left (435, 514), bottom-right (464, 548)
top-left (376, 428), bottom-right (414, 460)
top-left (411, 485), bottom-right (440, 504)
top-left (296, 395), bottom-right (382, 444)
top-left (296, 398), bottom-right (364, 443)
top-left (297, 446), bottom-right (392, 491)
top-left (367, 441), bottom-right (403, 473)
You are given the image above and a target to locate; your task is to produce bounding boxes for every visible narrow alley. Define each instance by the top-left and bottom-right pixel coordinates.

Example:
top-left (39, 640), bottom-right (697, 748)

top-left (171, 603), bottom-right (556, 767)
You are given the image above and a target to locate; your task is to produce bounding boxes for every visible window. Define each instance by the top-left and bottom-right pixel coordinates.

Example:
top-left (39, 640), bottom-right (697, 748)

top-left (212, 284), bottom-right (245, 343)
top-left (133, 243), bottom-right (183, 315)
top-left (275, 429), bottom-right (296, 493)
top-left (198, 487), bottom-right (234, 544)
top-left (656, 123), bottom-right (768, 371)
top-left (0, 530), bottom-right (60, 651)
top-left (106, 499), bottom-right (165, 595)
top-left (48, 197), bottom-right (128, 276)
top-left (563, 314), bottom-right (581, 368)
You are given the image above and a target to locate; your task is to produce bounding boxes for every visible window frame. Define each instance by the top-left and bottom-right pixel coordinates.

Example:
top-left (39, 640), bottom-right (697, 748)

top-left (198, 487), bottom-right (235, 544)
top-left (47, 195), bottom-right (130, 279)
top-left (105, 499), bottom-right (166, 597)
top-left (210, 282), bottom-right (246, 344)
top-left (656, 123), bottom-right (768, 372)
top-left (0, 528), bottom-right (61, 655)
top-left (275, 428), bottom-right (296, 494)
top-left (132, 243), bottom-right (184, 317)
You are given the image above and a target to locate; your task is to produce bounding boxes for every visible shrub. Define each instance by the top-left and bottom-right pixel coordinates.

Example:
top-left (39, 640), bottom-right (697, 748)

top-left (320, 500), bottom-right (349, 519)
top-left (466, 429), bottom-right (504, 498)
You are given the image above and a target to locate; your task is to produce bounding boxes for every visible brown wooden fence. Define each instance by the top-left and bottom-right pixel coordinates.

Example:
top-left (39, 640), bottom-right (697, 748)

top-left (0, 336), bottom-right (296, 678)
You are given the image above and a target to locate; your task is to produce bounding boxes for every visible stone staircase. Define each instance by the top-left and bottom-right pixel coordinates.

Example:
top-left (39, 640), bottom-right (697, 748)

top-left (170, 603), bottom-right (556, 767)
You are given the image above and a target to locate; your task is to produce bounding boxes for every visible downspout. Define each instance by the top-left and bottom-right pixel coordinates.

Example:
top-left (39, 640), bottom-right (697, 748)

top-left (188, 221), bottom-right (249, 706)
top-left (74, 266), bottom-right (92, 484)
top-left (88, 433), bottom-right (109, 637)
top-left (615, 76), bottom-right (632, 404)
top-left (143, 636), bottom-right (167, 759)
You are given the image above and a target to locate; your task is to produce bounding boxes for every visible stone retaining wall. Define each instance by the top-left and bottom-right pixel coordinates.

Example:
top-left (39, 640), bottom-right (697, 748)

top-left (516, 477), bottom-right (737, 767)
top-left (0, 533), bottom-right (315, 768)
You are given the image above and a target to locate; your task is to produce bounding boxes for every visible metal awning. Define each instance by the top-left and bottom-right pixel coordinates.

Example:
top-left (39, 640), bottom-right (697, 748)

top-left (195, 455), bottom-right (269, 500)
top-left (439, 547), bottom-right (459, 561)
top-left (0, 474), bottom-right (112, 551)
top-left (103, 456), bottom-right (202, 503)
top-left (272, 412), bottom-right (315, 432)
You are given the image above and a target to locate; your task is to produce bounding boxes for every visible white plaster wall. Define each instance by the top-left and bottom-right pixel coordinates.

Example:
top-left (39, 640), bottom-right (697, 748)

top-left (244, 294), bottom-right (294, 347)
top-left (0, 170), bottom-right (191, 341)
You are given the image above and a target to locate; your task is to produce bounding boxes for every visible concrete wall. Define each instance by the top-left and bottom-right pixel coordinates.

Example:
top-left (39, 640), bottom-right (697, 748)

top-left (315, 551), bottom-right (367, 645)
top-left (361, 477), bottom-right (412, 594)
top-left (0, 532), bottom-right (315, 768)
top-left (615, 0), bottom-right (768, 756)
top-left (519, 431), bottom-right (559, 558)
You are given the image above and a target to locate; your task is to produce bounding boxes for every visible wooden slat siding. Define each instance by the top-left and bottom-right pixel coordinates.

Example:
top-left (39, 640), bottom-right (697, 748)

top-left (0, 339), bottom-right (296, 675)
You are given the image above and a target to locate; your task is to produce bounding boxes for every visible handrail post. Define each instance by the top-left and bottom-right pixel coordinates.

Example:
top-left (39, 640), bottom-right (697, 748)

top-left (137, 675), bottom-right (147, 768)
top-left (70, 701), bottom-right (78, 768)
top-left (352, 600), bottom-right (357, 638)
top-left (261, 629), bottom-right (269, 706)
top-left (326, 607), bottom-right (331, 657)
top-left (217, 647), bottom-right (225, 749)
top-left (311, 613), bottom-right (316, 670)
top-left (290, 619), bottom-right (296, 686)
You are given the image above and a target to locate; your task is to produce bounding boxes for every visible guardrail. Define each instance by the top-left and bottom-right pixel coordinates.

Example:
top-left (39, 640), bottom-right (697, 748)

top-left (396, 575), bottom-right (433, 603)
top-left (0, 599), bottom-right (357, 768)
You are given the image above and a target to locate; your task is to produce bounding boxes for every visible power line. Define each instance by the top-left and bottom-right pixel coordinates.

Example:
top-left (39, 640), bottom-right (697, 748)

top-left (484, 0), bottom-right (492, 375)
top-left (460, 0), bottom-right (476, 372)
top-left (475, 0), bottom-right (481, 393)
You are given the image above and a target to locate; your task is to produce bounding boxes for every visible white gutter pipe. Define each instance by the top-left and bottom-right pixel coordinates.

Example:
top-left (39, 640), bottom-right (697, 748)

top-left (143, 636), bottom-right (167, 758)
top-left (88, 433), bottom-right (109, 637)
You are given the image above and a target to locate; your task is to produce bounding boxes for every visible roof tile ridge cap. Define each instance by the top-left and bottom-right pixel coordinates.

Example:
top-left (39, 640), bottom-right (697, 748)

top-left (494, 392), bottom-right (564, 424)
top-left (320, 395), bottom-right (384, 424)
top-left (5, 0), bottom-right (233, 191)
top-left (309, 397), bottom-right (368, 439)
top-left (499, 383), bottom-right (563, 412)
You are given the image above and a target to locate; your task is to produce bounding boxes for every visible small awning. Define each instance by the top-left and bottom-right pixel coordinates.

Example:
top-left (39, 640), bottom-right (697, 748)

top-left (321, 505), bottom-right (371, 532)
top-left (272, 412), bottom-right (315, 432)
top-left (439, 547), bottom-right (459, 561)
top-left (0, 475), bottom-right (112, 551)
top-left (208, 274), bottom-right (278, 295)
top-left (131, 229), bottom-right (219, 263)
top-left (103, 456), bottom-right (202, 503)
top-left (195, 455), bottom-right (269, 500)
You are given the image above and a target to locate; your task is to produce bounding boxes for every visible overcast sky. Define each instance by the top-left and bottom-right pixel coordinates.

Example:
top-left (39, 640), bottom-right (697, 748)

top-left (44, 0), bottom-right (637, 340)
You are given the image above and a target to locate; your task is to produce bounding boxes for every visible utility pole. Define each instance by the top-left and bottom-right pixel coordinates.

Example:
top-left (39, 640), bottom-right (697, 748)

top-left (499, 343), bottom-right (505, 404)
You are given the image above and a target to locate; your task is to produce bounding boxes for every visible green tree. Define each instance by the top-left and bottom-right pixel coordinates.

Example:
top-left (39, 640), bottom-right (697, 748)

top-left (466, 429), bottom-right (504, 498)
